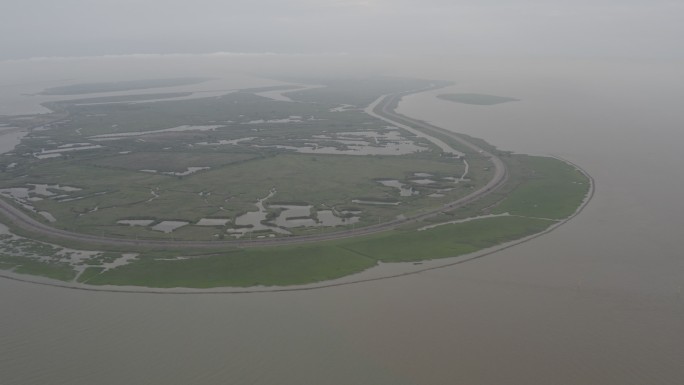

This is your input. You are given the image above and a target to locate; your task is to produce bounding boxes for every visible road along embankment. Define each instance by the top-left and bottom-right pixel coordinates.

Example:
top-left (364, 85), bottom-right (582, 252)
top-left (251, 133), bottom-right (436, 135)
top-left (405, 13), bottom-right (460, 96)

top-left (0, 90), bottom-right (508, 250)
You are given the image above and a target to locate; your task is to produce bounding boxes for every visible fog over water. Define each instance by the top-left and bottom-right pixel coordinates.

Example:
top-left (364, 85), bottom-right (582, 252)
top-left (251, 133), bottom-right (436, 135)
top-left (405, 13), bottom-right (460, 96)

top-left (2, 1), bottom-right (683, 59)
top-left (1, 54), bottom-right (684, 384)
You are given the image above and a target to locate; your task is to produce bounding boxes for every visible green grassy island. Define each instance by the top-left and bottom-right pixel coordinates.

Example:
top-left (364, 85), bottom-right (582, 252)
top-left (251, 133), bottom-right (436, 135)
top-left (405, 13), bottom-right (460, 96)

top-left (0, 77), bottom-right (590, 289)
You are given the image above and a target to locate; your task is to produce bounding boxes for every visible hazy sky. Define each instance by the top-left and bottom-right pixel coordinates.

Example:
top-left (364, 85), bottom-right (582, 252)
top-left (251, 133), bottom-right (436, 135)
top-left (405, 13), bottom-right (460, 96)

top-left (2, 0), bottom-right (682, 60)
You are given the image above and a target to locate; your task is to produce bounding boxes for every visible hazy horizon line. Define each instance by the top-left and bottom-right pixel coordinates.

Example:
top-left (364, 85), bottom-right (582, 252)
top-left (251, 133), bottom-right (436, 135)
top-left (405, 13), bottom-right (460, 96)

top-left (0, 51), bottom-right (356, 64)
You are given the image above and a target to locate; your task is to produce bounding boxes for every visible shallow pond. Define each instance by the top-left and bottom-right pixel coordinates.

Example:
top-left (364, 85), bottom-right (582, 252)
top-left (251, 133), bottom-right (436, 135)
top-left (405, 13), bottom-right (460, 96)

top-left (243, 116), bottom-right (303, 124)
top-left (196, 137), bottom-right (256, 146)
top-left (377, 180), bottom-right (417, 197)
top-left (0, 130), bottom-right (27, 154)
top-left (162, 167), bottom-right (210, 176)
top-left (196, 218), bottom-right (231, 226)
top-left (231, 190), bottom-right (292, 237)
top-left (351, 199), bottom-right (400, 206)
top-left (270, 205), bottom-right (317, 228)
top-left (410, 179), bottom-right (437, 185)
top-left (117, 220), bottom-right (155, 227)
top-left (151, 221), bottom-right (189, 233)
top-left (317, 210), bottom-right (360, 226)
top-left (329, 104), bottom-right (356, 112)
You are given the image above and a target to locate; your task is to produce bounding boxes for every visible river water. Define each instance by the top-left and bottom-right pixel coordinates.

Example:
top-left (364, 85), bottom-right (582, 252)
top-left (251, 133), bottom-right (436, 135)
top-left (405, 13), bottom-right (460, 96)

top-left (1, 56), bottom-right (683, 384)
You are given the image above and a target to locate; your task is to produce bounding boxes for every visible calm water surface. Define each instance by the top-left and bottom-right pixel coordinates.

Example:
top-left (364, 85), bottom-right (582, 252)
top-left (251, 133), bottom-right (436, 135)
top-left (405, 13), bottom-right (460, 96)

top-left (1, 57), bottom-right (683, 385)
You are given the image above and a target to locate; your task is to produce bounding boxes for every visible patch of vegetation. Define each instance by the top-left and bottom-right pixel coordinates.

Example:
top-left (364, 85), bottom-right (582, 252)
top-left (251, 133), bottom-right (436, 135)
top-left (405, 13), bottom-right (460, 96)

top-left (85, 247), bottom-right (376, 288)
top-left (83, 215), bottom-right (552, 287)
top-left (0, 254), bottom-right (76, 281)
top-left (89, 151), bottom-right (259, 172)
top-left (343, 216), bottom-right (552, 262)
top-left (44, 93), bottom-right (193, 110)
top-left (491, 155), bottom-right (589, 219)
top-left (12, 152), bottom-right (470, 239)
top-left (0, 76), bottom-right (591, 288)
top-left (76, 267), bottom-right (106, 283)
top-left (40, 78), bottom-right (213, 95)
top-left (0, 151), bottom-right (589, 288)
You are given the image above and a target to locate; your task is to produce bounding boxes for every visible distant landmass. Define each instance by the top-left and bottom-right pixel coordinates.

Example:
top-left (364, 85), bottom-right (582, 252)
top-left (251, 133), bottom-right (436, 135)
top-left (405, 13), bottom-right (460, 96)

top-left (40, 77), bottom-right (214, 95)
top-left (438, 93), bottom-right (519, 105)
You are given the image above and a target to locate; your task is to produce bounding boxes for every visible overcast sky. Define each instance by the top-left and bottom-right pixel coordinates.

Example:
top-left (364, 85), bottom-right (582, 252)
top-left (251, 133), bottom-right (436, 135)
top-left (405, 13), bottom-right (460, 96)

top-left (2, 0), bottom-right (682, 60)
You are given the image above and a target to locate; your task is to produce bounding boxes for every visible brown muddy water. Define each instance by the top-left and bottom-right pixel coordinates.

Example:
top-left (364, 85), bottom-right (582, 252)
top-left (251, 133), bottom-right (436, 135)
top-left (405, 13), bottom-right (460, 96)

top-left (1, 57), bottom-right (683, 385)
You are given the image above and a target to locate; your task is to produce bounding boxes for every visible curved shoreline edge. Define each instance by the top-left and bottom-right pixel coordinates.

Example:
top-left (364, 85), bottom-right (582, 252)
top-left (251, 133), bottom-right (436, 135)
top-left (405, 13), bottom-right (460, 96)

top-left (0, 158), bottom-right (594, 295)
top-left (0, 106), bottom-right (595, 294)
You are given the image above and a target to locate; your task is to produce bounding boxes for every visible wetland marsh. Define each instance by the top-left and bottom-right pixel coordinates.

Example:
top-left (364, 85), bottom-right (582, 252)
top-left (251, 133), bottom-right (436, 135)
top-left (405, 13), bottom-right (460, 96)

top-left (0, 76), bottom-right (589, 288)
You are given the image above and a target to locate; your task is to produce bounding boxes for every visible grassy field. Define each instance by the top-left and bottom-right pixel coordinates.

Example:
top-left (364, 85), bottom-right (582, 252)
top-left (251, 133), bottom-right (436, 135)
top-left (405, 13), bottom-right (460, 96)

top-left (76, 267), bottom-right (106, 283)
top-left (81, 217), bottom-right (539, 287)
top-left (1, 76), bottom-right (474, 242)
top-left (43, 93), bottom-right (194, 107)
top-left (89, 151), bottom-right (259, 172)
top-left (491, 155), bottom-right (589, 219)
top-left (0, 151), bottom-right (590, 288)
top-left (11, 151), bottom-right (471, 239)
top-left (0, 77), bottom-right (591, 288)
top-left (343, 216), bottom-right (553, 262)
top-left (79, 215), bottom-right (554, 288)
top-left (84, 247), bottom-right (377, 287)
top-left (0, 254), bottom-right (77, 281)
top-left (40, 77), bottom-right (213, 95)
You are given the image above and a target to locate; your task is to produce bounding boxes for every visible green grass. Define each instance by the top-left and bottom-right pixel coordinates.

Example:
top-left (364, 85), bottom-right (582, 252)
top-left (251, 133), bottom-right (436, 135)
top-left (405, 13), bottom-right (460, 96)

top-left (58, 92), bottom-right (325, 136)
top-left (0, 255), bottom-right (76, 281)
top-left (22, 152), bottom-right (470, 238)
top-left (3, 76), bottom-right (483, 242)
top-left (343, 216), bottom-right (553, 262)
top-left (83, 215), bottom-right (553, 287)
top-left (89, 151), bottom-right (259, 172)
top-left (0, 77), bottom-right (592, 288)
top-left (76, 267), bottom-right (106, 283)
top-left (85, 246), bottom-right (376, 288)
top-left (492, 155), bottom-right (589, 219)
top-left (0, 151), bottom-right (591, 288)
top-left (0, 152), bottom-right (589, 288)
